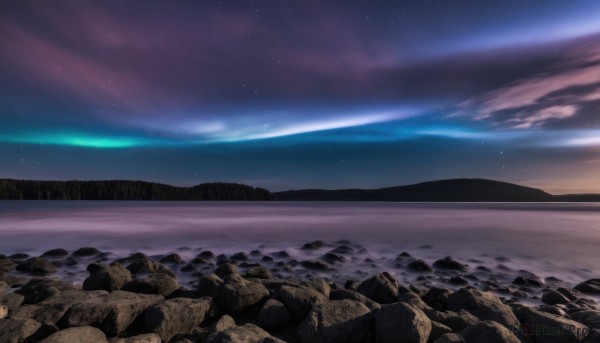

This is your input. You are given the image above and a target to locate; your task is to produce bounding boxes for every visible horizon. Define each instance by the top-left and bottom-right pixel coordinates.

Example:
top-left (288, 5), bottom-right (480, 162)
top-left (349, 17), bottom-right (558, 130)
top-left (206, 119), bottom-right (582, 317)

top-left (2, 2), bottom-right (600, 194)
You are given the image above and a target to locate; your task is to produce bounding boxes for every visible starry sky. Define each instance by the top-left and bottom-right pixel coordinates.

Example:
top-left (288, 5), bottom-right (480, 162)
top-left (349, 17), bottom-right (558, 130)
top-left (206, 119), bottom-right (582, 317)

top-left (1, 1), bottom-right (600, 194)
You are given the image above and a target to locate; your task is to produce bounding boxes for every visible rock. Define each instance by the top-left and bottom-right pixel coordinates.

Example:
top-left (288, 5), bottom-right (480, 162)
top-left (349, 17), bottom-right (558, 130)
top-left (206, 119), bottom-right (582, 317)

top-left (297, 299), bottom-right (371, 343)
top-left (15, 258), bottom-right (57, 276)
top-left (122, 273), bottom-right (179, 297)
top-left (83, 262), bottom-right (133, 292)
top-left (514, 307), bottom-right (590, 342)
top-left (357, 272), bottom-right (400, 304)
top-left (11, 290), bottom-right (107, 325)
top-left (196, 274), bottom-right (224, 296)
top-left (214, 263), bottom-right (238, 279)
top-left (210, 314), bottom-right (236, 336)
top-left (329, 289), bottom-right (381, 311)
top-left (109, 333), bottom-right (161, 343)
top-left (422, 287), bottom-right (453, 311)
top-left (0, 258), bottom-right (16, 272)
top-left (301, 241), bottom-right (324, 250)
top-left (144, 297), bottom-right (213, 341)
top-left (14, 279), bottom-right (78, 304)
top-left (208, 323), bottom-right (271, 343)
top-left (0, 318), bottom-right (43, 343)
top-left (444, 310), bottom-right (481, 332)
top-left (321, 253), bottom-right (346, 263)
top-left (246, 266), bottom-right (272, 280)
top-left (127, 258), bottom-right (175, 278)
top-left (303, 279), bottom-right (331, 298)
top-left (513, 276), bottom-right (543, 288)
top-left (459, 321), bottom-right (520, 343)
top-left (447, 288), bottom-right (519, 328)
top-left (408, 260), bottom-right (433, 272)
top-left (570, 310), bottom-right (600, 330)
top-left (72, 247), bottom-right (102, 257)
top-left (9, 254), bottom-right (29, 261)
top-left (40, 249), bottom-right (69, 259)
top-left (542, 290), bottom-right (572, 305)
top-left (0, 293), bottom-right (24, 313)
top-left (275, 285), bottom-right (327, 321)
top-left (433, 333), bottom-right (466, 343)
top-left (213, 274), bottom-right (269, 313)
top-left (375, 302), bottom-right (432, 343)
top-left (575, 280), bottom-right (600, 295)
top-left (300, 260), bottom-right (329, 271)
top-left (39, 326), bottom-right (108, 343)
top-left (0, 306), bottom-right (7, 319)
top-left (258, 298), bottom-right (292, 328)
top-left (159, 254), bottom-right (183, 264)
top-left (64, 290), bottom-right (163, 337)
top-left (230, 252), bottom-right (249, 261)
top-left (197, 251), bottom-right (215, 259)
top-left (433, 257), bottom-right (467, 271)
top-left (0, 281), bottom-right (7, 293)
top-left (448, 276), bottom-right (469, 286)
top-left (429, 321), bottom-right (453, 341)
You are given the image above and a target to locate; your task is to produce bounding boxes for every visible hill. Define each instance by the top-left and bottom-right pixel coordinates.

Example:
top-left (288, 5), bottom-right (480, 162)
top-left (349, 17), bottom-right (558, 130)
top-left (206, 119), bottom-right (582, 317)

top-left (0, 179), bottom-right (272, 201)
top-left (274, 178), bottom-right (555, 202)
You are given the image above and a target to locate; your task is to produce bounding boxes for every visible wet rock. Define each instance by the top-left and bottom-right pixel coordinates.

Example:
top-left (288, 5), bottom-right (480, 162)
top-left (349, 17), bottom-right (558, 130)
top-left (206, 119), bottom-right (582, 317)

top-left (122, 273), bottom-right (179, 297)
top-left (375, 302), bottom-right (432, 343)
top-left (0, 258), bottom-right (16, 272)
top-left (214, 262), bottom-right (238, 279)
top-left (83, 262), bottom-right (133, 292)
top-left (303, 279), bottom-right (330, 298)
top-left (537, 305), bottom-right (567, 317)
top-left (213, 274), bottom-right (269, 313)
top-left (197, 251), bottom-right (215, 259)
top-left (208, 323), bottom-right (271, 343)
top-left (230, 252), bottom-right (249, 261)
top-left (570, 310), bottom-right (600, 330)
top-left (357, 272), bottom-right (400, 304)
top-left (110, 333), bottom-right (161, 343)
top-left (127, 258), bottom-right (175, 278)
top-left (0, 293), bottom-right (24, 313)
top-left (275, 285), bottom-right (327, 320)
top-left (72, 247), bottom-right (102, 257)
top-left (258, 298), bottom-right (292, 328)
top-left (300, 260), bottom-right (329, 271)
top-left (513, 276), bottom-right (543, 288)
top-left (542, 290), bottom-right (571, 305)
top-left (159, 254), bottom-right (183, 264)
top-left (430, 321), bottom-right (453, 341)
top-left (321, 253), bottom-right (346, 264)
top-left (408, 260), bottom-right (433, 272)
top-left (14, 279), bottom-right (78, 304)
top-left (0, 318), bottom-right (43, 343)
top-left (447, 288), bottom-right (519, 328)
top-left (448, 276), bottom-right (469, 286)
top-left (144, 297), bottom-right (213, 341)
top-left (575, 279), bottom-right (600, 295)
top-left (433, 257), bottom-right (467, 271)
top-left (422, 287), bottom-right (453, 311)
top-left (180, 264), bottom-right (197, 272)
top-left (443, 310), bottom-right (481, 332)
top-left (245, 266), bottom-right (272, 280)
top-left (40, 249), bottom-right (69, 259)
top-left (514, 307), bottom-right (590, 342)
top-left (297, 299), bottom-right (371, 343)
top-left (301, 241), bottom-right (324, 250)
top-left (196, 274), bottom-right (224, 296)
top-left (329, 245), bottom-right (354, 255)
top-left (271, 251), bottom-right (290, 258)
top-left (329, 289), bottom-right (381, 311)
top-left (15, 258), bottom-right (57, 276)
top-left (459, 321), bottom-right (520, 343)
top-left (64, 290), bottom-right (163, 337)
top-left (39, 326), bottom-right (108, 343)
top-left (9, 253), bottom-right (29, 261)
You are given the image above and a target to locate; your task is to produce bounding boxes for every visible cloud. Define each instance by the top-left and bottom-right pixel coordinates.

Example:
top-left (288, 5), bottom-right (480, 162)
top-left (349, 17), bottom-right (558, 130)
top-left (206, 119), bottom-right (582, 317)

top-left (458, 38), bottom-right (600, 128)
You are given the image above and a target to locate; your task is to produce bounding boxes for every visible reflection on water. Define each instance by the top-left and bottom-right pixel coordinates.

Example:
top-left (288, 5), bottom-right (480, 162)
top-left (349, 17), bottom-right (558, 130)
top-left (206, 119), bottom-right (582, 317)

top-left (0, 201), bottom-right (598, 285)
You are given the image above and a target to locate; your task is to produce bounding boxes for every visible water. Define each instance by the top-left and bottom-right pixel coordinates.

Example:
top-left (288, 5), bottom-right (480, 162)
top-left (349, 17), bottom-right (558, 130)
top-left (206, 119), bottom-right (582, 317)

top-left (0, 201), bottom-right (599, 289)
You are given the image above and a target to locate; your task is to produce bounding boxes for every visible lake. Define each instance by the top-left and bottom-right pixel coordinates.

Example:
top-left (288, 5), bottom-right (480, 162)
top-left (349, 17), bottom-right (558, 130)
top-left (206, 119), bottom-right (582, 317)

top-left (0, 201), bottom-right (598, 288)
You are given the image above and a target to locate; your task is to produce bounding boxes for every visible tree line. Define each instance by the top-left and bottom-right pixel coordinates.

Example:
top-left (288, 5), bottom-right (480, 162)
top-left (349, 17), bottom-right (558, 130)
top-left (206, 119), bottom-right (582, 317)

top-left (0, 179), bottom-right (273, 201)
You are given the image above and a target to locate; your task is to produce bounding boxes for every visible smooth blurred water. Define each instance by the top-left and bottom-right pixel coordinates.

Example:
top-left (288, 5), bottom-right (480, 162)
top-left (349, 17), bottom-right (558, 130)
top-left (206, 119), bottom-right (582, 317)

top-left (0, 201), bottom-right (599, 285)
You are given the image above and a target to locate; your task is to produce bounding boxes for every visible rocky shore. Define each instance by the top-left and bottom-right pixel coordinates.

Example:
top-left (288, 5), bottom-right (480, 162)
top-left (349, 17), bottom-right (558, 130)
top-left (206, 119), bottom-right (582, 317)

top-left (1, 241), bottom-right (599, 342)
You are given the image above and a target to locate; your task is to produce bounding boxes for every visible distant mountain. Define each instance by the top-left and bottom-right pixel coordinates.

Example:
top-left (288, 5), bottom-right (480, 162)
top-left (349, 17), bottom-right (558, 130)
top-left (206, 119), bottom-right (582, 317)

top-left (0, 179), bottom-right (272, 201)
top-left (274, 178), bottom-right (556, 202)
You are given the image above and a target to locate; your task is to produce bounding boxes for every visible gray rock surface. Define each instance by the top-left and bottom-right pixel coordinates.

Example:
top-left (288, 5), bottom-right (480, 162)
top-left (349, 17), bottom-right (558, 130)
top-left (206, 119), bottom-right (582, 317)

top-left (39, 326), bottom-right (108, 343)
top-left (144, 297), bottom-right (213, 341)
top-left (375, 302), bottom-right (432, 343)
top-left (83, 262), bottom-right (133, 292)
top-left (297, 299), bottom-right (371, 343)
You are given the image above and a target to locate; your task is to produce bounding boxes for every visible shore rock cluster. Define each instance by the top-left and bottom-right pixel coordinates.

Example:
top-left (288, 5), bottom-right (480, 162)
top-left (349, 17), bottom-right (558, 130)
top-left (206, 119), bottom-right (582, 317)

top-left (1, 243), bottom-right (599, 342)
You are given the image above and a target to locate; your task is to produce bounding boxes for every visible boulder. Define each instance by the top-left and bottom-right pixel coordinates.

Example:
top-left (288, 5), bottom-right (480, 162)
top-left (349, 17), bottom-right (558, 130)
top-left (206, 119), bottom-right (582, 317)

top-left (275, 285), bottom-right (327, 321)
top-left (109, 333), bottom-right (161, 343)
top-left (574, 280), bottom-right (600, 295)
top-left (64, 290), bottom-right (163, 337)
top-left (213, 274), bottom-right (269, 313)
top-left (422, 287), bottom-right (453, 311)
top-left (375, 302), bottom-right (432, 343)
top-left (246, 266), bottom-right (272, 280)
top-left (542, 290), bottom-right (571, 305)
top-left (514, 307), bottom-right (590, 342)
top-left (127, 258), bottom-right (175, 278)
top-left (357, 273), bottom-right (400, 304)
top-left (459, 321), bottom-right (520, 343)
top-left (297, 299), bottom-right (371, 343)
top-left (214, 263), bottom-right (238, 279)
top-left (121, 273), bottom-right (179, 297)
top-left (258, 298), bottom-right (292, 328)
top-left (0, 305), bottom-right (7, 319)
top-left (570, 310), bottom-right (600, 330)
top-left (72, 247), bottom-right (102, 257)
top-left (430, 321), bottom-right (453, 342)
top-left (83, 262), bottom-right (133, 292)
top-left (14, 279), bottom-right (78, 304)
top-left (15, 258), bottom-right (57, 276)
top-left (329, 289), bottom-right (381, 311)
top-left (0, 293), bottom-right (24, 313)
top-left (40, 249), bottom-right (69, 259)
top-left (303, 279), bottom-right (331, 298)
top-left (0, 318), bottom-right (43, 343)
top-left (408, 260), bottom-right (433, 272)
top-left (433, 257), bottom-right (467, 271)
top-left (447, 288), bottom-right (519, 328)
top-left (444, 310), bottom-right (481, 332)
top-left (159, 254), bottom-right (183, 264)
top-left (39, 326), bottom-right (108, 343)
top-left (433, 333), bottom-right (466, 343)
top-left (196, 274), bottom-right (224, 296)
top-left (207, 323), bottom-right (271, 343)
top-left (144, 297), bottom-right (213, 341)
top-left (0, 258), bottom-right (16, 272)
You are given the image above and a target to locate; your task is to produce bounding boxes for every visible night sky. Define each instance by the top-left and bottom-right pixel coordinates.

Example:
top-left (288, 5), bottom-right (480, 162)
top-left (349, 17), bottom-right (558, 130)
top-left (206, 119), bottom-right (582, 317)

top-left (1, 1), bottom-right (600, 194)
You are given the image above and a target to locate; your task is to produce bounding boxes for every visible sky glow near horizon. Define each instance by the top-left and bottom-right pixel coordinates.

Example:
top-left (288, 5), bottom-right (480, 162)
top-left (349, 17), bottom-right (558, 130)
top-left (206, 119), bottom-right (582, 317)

top-left (1, 1), bottom-right (600, 193)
